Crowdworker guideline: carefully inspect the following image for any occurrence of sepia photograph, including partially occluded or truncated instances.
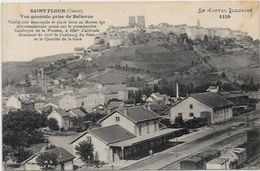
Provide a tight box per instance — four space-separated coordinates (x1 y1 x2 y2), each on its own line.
1 1 260 170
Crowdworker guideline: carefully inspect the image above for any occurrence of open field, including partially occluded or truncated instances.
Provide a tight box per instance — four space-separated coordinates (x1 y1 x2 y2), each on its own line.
96 44 201 74
89 68 152 85
208 51 257 70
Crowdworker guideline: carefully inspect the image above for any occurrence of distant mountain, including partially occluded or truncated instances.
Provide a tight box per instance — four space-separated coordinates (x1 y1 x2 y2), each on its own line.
2 53 73 87
32 53 73 62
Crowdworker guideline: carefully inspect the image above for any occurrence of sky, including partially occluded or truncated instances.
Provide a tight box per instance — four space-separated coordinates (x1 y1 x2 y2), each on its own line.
2 1 260 61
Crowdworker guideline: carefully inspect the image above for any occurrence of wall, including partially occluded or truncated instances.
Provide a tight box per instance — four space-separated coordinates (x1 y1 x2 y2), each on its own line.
24 156 41 170
59 95 77 110
206 162 226 170
47 110 64 129
170 96 213 122
135 120 159 136
109 39 123 47
212 108 232 124
170 96 232 124
56 160 74 170
104 91 128 103
77 93 105 112
100 112 136 135
71 133 110 163
64 160 74 170
6 96 21 110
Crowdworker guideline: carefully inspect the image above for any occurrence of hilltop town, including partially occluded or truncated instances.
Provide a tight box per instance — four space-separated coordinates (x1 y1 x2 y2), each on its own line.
2 16 260 170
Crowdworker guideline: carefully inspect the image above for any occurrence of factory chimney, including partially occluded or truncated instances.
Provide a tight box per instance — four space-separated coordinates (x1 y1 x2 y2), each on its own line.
176 81 179 99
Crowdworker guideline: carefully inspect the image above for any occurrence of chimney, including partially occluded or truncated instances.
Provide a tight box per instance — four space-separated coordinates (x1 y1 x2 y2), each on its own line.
176 81 179 99
147 103 151 111
123 108 128 115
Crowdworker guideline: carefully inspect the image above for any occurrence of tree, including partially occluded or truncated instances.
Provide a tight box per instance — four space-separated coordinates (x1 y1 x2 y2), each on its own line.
11 147 33 164
3 111 45 149
174 116 185 128
75 141 94 163
36 151 58 170
48 118 59 131
204 34 209 43
45 144 56 150
221 72 226 78
3 144 12 166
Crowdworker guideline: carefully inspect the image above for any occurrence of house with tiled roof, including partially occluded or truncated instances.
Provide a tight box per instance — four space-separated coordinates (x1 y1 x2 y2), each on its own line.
70 108 86 118
167 92 233 124
22 147 75 170
71 106 182 164
145 92 170 105
47 108 75 130
5 95 35 112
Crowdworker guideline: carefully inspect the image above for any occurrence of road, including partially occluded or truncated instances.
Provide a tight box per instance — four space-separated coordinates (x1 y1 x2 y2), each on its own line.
122 110 260 170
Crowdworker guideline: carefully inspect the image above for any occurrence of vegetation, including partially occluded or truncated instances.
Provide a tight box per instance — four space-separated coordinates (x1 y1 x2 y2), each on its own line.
75 141 94 163
45 144 56 150
48 118 60 131
185 117 207 129
173 116 185 128
75 111 106 123
36 151 58 170
11 147 33 163
128 90 143 104
3 110 47 163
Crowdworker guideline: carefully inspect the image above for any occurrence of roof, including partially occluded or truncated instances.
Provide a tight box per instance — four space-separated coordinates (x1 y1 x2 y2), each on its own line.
151 93 168 99
219 91 249 99
23 147 75 165
107 100 124 108
71 125 135 144
48 97 60 106
110 128 181 147
190 92 233 109
55 108 69 117
207 158 228 165
70 108 86 117
182 156 204 163
98 106 161 124
118 106 161 123
196 149 220 159
74 47 85 51
22 100 35 105
52 108 75 118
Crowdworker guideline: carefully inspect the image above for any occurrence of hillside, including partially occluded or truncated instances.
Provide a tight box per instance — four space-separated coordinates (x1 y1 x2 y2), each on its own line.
2 61 47 86
96 44 201 74
32 53 73 62
2 53 73 86
3 42 259 89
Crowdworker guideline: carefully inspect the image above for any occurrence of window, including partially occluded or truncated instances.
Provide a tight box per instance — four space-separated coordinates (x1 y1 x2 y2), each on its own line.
189 104 193 109
86 136 92 142
154 121 157 131
115 116 120 122
178 113 183 117
146 122 149 133
138 125 142 136
190 113 194 117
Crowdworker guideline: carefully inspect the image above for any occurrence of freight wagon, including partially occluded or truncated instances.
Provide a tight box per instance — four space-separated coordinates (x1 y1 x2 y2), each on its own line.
180 149 221 170
207 148 247 169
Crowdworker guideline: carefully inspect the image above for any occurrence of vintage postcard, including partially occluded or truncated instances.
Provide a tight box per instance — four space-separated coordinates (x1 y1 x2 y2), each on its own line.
1 1 260 170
